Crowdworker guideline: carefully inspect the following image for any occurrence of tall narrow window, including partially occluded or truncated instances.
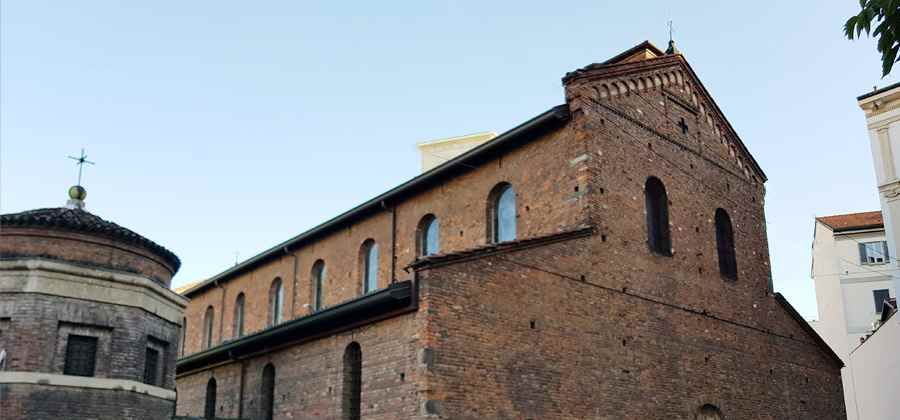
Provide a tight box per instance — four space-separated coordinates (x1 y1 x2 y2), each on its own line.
715 208 738 280
204 377 217 419
261 363 276 420
361 240 379 293
269 278 284 326
312 260 326 311
233 293 245 338
418 214 440 256
343 342 362 420
489 183 516 243
645 176 672 256
203 306 214 350
143 347 160 385
63 335 98 377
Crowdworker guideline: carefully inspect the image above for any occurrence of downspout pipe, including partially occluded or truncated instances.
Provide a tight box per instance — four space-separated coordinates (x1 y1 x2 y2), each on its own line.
285 246 299 317
215 279 225 345
382 200 397 284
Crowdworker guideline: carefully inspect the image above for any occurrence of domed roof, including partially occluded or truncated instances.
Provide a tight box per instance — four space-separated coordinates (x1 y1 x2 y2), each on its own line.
0 207 180 271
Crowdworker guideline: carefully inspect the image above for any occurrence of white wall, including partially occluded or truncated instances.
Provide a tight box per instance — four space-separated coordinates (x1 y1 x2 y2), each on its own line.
810 222 892 420
847 314 900 420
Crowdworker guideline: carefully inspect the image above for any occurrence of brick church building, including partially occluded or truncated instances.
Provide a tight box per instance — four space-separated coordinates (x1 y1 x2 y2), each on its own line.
175 41 846 419
0 185 186 419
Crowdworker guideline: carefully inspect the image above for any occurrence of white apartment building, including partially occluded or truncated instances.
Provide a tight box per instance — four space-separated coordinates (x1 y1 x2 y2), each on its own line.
811 211 896 420
811 211 894 355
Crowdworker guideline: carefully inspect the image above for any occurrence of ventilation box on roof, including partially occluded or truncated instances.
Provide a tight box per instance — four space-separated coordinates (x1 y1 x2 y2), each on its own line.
417 131 497 172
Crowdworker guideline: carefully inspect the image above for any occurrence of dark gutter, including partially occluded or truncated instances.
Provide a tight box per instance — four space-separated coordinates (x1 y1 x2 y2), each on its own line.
832 223 885 234
858 81 900 101
407 227 594 271
176 280 416 375
182 105 570 297
774 293 844 368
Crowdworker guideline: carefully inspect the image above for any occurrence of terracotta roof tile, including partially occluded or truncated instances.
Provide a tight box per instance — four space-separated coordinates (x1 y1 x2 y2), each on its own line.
816 211 883 233
1 207 180 270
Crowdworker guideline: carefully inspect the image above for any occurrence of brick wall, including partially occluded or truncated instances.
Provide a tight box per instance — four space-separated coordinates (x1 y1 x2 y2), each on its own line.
176 47 846 419
0 383 175 420
0 292 179 389
181 123 584 356
176 313 421 419
0 227 176 286
415 235 845 419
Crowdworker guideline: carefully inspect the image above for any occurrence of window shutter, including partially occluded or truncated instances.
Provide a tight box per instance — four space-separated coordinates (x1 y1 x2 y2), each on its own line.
883 241 890 262
859 243 867 263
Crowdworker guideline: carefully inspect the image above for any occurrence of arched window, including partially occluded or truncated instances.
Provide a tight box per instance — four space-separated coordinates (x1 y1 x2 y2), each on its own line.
261 363 276 420
360 240 379 293
312 260 326 311
204 377 217 419
269 278 284 326
696 404 723 420
715 208 738 280
488 183 516 243
645 176 672 256
233 293 245 338
343 342 362 420
417 214 440 257
203 306 214 350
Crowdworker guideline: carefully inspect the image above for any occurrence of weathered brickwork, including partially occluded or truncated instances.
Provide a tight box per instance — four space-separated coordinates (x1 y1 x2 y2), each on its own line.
0 383 174 420
415 236 844 419
0 227 177 286
0 293 179 387
176 42 845 419
176 314 421 419
181 122 583 355
1 204 185 419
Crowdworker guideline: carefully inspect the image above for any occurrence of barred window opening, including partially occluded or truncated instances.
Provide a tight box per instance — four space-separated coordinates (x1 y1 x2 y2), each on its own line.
63 335 98 377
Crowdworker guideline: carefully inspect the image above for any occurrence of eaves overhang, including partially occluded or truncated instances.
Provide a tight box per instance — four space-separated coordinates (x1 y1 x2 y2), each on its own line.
176 280 416 375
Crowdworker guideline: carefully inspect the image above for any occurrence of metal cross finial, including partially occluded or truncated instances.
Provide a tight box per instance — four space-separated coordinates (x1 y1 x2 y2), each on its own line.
668 20 674 42
67 148 95 186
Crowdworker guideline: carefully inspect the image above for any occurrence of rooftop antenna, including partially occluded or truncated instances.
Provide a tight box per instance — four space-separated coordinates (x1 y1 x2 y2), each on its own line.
65 148 94 210
665 20 680 55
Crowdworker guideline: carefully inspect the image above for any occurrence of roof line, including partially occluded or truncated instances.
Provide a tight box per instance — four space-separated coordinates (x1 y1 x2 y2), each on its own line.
858 81 900 101
774 293 845 368
407 226 594 271
182 105 571 297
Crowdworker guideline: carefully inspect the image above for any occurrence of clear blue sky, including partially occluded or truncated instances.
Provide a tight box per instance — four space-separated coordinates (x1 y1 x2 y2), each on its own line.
1 1 892 319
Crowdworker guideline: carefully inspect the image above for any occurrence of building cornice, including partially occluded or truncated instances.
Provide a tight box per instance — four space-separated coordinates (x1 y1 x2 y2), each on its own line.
0 258 188 324
859 82 900 120
0 371 176 400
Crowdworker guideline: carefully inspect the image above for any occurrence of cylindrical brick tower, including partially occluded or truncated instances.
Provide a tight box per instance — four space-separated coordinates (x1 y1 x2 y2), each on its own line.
0 186 187 420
